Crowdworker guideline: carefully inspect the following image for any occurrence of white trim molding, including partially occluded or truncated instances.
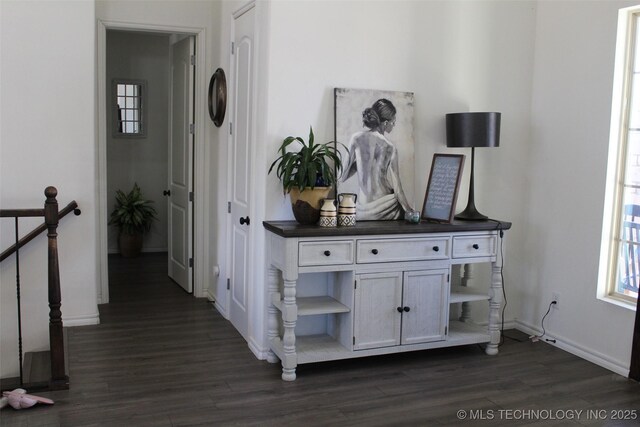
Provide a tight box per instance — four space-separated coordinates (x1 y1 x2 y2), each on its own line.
515 320 630 378
96 19 209 303
63 313 101 327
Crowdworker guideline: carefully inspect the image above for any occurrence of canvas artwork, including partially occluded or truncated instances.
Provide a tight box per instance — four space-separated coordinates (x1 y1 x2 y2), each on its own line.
334 87 415 220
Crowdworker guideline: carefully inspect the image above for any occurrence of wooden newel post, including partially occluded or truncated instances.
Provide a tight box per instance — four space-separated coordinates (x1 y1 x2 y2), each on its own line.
44 186 68 389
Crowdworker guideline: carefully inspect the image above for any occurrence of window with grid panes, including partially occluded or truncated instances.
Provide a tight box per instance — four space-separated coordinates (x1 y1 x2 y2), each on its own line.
112 79 146 137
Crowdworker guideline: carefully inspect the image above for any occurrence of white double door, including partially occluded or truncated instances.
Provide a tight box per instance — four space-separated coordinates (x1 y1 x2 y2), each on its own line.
353 269 449 350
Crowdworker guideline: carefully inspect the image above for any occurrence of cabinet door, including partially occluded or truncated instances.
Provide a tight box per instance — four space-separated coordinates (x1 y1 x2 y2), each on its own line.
354 272 402 350
401 269 449 345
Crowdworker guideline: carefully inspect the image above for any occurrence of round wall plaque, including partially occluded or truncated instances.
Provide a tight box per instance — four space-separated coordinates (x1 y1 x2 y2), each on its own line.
208 68 227 127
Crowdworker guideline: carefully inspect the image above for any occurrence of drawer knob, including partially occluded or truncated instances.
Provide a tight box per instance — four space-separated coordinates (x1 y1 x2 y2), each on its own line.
397 307 403 313
371 249 379 255
472 244 480 250
403 306 410 312
432 246 439 252
324 250 331 257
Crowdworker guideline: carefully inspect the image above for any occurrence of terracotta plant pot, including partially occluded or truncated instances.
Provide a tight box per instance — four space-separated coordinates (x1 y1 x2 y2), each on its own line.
118 232 143 258
289 186 331 225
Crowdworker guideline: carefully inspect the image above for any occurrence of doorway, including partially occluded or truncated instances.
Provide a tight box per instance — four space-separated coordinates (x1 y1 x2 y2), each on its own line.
103 29 195 300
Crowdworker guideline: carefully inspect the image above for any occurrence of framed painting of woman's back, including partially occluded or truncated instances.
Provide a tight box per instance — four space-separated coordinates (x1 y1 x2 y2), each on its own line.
334 87 415 221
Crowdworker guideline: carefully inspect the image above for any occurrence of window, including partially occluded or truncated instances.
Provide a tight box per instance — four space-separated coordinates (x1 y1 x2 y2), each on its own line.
599 6 640 307
112 79 146 137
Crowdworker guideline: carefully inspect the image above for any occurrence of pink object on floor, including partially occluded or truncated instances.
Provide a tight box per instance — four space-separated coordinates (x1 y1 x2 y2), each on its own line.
2 389 54 410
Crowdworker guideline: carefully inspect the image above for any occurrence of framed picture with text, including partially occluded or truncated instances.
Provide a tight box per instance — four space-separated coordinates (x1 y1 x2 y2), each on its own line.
421 154 465 223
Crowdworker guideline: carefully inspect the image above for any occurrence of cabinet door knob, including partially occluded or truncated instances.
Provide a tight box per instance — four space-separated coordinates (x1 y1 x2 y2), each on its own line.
324 250 331 256
403 306 410 312
163 190 171 196
397 307 403 313
472 243 480 250
240 216 250 225
432 246 439 252
371 249 379 255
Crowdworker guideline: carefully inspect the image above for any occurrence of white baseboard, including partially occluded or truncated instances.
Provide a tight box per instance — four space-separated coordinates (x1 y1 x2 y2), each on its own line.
213 300 229 320
514 319 630 378
206 288 216 302
108 247 168 255
248 337 270 361
63 313 100 327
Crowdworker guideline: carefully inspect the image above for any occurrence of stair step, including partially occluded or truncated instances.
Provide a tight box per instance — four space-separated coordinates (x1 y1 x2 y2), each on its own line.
0 332 69 392
23 351 51 385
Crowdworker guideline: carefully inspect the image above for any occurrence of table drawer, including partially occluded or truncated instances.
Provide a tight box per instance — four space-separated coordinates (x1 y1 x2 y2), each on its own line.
298 240 354 267
452 235 496 258
357 237 450 263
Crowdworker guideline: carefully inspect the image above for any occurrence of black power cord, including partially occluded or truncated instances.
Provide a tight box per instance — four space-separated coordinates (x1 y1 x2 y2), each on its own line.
530 300 557 343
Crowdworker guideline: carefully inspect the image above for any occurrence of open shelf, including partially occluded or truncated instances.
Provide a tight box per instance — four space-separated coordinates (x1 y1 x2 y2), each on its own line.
447 320 489 345
449 286 490 304
270 335 351 364
273 296 350 316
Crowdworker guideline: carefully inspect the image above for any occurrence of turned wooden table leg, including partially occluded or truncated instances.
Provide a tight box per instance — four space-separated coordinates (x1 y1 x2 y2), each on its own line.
459 263 473 323
280 275 298 381
486 260 503 355
266 267 280 364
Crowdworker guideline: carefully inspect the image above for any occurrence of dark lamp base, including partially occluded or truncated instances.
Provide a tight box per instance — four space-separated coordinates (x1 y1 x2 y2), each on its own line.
454 205 489 221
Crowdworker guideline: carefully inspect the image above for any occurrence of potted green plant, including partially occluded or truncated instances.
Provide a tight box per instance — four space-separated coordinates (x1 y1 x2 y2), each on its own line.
109 183 158 257
269 127 344 224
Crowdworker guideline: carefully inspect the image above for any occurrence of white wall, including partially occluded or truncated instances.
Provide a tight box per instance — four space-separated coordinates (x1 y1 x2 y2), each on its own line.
251 0 536 356
106 31 170 253
0 0 98 378
523 0 639 376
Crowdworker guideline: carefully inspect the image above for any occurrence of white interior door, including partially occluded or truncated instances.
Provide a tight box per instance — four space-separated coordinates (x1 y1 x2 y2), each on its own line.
168 36 194 293
228 6 256 340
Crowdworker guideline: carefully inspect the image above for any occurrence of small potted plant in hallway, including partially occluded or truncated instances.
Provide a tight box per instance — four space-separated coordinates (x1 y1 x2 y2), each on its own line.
269 127 344 224
109 183 158 257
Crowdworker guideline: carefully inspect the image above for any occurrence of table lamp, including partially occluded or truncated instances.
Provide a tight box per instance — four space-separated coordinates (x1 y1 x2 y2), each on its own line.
446 112 501 221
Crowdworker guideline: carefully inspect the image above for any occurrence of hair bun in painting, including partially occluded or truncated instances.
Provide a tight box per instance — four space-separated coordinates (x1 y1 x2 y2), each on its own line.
362 107 381 129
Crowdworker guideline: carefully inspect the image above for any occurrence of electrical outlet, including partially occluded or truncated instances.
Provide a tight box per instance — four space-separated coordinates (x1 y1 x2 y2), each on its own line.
552 292 560 309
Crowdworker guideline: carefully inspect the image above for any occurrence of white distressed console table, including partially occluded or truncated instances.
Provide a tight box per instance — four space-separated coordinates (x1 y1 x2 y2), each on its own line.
263 219 511 381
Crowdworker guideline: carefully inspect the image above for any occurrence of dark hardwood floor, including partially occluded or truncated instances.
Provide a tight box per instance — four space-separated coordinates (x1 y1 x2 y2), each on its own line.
1 252 639 426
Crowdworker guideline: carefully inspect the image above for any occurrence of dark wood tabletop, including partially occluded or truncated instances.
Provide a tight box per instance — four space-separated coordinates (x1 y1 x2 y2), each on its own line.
263 219 512 238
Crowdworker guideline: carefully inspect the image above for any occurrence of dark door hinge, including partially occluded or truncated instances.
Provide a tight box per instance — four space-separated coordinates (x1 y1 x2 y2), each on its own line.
229 122 233 135
228 202 231 213
445 326 448 335
231 42 235 54
190 55 195 66
354 280 357 289
227 278 230 290
189 258 194 268
189 192 194 202
189 123 195 135
353 336 355 345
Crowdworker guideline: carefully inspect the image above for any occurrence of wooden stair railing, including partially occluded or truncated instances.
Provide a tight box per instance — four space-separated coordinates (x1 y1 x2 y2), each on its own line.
0 186 80 391
0 199 80 262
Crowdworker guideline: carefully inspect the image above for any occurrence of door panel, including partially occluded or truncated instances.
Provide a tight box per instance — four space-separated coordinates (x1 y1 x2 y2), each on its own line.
401 269 449 345
354 272 402 350
168 36 194 292
229 6 255 339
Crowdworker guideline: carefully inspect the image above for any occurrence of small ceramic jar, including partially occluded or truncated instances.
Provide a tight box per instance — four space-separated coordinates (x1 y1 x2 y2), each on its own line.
319 199 337 227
